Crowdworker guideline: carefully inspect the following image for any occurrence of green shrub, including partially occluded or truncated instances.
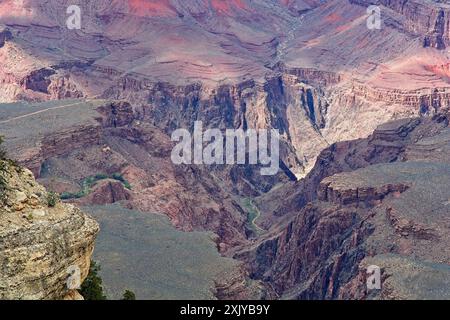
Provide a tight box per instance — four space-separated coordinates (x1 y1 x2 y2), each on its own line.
59 173 132 201
47 191 59 207
111 173 132 190
0 136 6 160
83 176 96 187
59 192 73 200
94 173 108 180
121 290 136 300
80 260 107 300
60 190 84 200
122 181 132 190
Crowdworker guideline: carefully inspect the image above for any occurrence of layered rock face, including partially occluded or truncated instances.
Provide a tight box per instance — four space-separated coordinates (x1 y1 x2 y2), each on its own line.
1 99 281 250
2 0 450 300
105 73 331 175
351 0 450 49
2 0 450 177
244 111 450 299
0 160 99 300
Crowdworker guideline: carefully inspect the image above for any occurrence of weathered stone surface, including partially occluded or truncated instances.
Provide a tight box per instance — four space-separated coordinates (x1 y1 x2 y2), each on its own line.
0 161 99 300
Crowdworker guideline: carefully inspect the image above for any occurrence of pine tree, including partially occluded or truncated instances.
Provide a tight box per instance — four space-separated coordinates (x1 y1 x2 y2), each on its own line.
121 290 136 300
80 260 107 300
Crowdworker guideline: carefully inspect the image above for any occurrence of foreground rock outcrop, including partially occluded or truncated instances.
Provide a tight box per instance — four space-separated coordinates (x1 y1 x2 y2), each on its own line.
0 160 99 300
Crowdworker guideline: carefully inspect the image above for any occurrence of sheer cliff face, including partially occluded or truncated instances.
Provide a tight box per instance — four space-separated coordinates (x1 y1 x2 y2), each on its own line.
0 161 99 300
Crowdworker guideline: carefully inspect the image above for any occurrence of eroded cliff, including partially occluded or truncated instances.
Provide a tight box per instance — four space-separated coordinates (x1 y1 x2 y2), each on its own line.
0 159 99 300
243 111 450 299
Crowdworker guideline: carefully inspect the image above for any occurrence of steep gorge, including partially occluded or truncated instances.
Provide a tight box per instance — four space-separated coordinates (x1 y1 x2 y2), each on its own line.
242 112 450 299
2 0 450 300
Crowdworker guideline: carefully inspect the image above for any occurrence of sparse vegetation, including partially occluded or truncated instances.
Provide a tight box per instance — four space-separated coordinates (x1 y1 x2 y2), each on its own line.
80 260 107 300
60 190 85 200
93 173 108 180
0 136 6 160
47 191 59 207
59 173 132 200
121 289 136 300
111 173 132 190
85 205 239 299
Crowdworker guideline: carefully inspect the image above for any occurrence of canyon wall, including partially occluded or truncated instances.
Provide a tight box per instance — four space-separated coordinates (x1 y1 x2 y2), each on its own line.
243 111 450 299
351 0 450 49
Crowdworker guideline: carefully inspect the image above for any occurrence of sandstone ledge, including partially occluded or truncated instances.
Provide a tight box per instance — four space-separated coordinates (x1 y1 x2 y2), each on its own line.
0 161 99 300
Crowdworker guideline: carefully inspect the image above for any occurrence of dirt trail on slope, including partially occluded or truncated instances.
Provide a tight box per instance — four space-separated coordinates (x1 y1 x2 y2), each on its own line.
0 100 92 124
